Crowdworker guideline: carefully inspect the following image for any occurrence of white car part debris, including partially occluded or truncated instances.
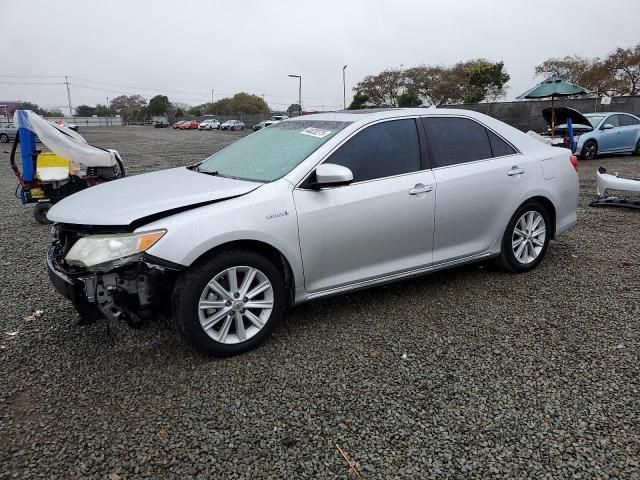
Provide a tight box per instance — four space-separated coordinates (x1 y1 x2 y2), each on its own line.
590 167 640 210
14 110 119 168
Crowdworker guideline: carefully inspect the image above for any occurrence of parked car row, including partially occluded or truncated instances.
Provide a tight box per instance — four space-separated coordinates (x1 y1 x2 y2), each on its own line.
170 119 246 131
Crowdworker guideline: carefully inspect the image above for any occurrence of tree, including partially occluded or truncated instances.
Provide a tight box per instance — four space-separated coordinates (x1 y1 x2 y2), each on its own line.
287 103 301 114
196 93 270 115
110 94 148 122
16 102 43 114
75 105 96 117
94 104 111 117
188 105 204 116
404 59 509 105
535 55 593 84
397 89 422 107
147 95 171 116
175 107 185 117
353 68 404 107
347 91 371 110
42 109 63 117
606 44 640 95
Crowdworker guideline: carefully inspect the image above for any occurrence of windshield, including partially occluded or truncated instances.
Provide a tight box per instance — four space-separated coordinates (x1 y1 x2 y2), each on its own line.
585 115 605 128
197 120 351 182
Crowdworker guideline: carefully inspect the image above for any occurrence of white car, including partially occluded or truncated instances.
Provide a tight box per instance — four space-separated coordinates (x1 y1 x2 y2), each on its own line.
47 109 578 356
221 120 245 131
198 119 220 130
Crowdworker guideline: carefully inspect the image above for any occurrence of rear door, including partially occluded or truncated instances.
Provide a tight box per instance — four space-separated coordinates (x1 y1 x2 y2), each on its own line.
421 116 529 263
293 118 436 293
618 114 640 150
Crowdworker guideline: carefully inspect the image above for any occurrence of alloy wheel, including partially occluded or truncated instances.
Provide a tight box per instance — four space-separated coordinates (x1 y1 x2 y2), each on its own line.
198 266 273 344
511 211 546 264
583 141 597 160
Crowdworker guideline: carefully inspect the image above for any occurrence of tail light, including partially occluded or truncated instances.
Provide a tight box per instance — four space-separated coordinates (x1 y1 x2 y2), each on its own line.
570 155 578 172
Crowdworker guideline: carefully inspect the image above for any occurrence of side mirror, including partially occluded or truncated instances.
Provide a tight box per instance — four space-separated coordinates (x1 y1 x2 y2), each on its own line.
313 163 353 188
602 123 614 130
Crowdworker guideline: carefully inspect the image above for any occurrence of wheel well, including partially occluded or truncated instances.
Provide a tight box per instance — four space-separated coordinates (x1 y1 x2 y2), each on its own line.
191 240 296 304
526 196 556 238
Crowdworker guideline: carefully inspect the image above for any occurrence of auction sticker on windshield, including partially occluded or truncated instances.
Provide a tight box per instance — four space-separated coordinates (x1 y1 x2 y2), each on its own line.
300 127 332 139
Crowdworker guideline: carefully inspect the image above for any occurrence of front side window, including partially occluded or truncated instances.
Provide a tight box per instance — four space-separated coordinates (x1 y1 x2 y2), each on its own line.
422 117 493 168
605 115 620 128
326 119 421 182
198 120 350 182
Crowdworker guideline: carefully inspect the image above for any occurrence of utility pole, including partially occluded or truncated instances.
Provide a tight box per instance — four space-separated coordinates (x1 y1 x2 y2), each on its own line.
65 76 73 117
288 74 302 116
343 65 348 110
211 88 214 104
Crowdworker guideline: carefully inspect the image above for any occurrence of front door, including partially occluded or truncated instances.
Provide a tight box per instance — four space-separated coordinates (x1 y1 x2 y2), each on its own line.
293 118 436 293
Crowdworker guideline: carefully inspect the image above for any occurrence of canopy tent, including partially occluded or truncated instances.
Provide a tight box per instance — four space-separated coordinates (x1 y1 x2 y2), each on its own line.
516 76 590 137
14 110 118 167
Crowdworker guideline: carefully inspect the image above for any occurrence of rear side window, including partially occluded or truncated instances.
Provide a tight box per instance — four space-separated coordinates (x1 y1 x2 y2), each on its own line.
619 115 639 126
327 119 421 182
421 117 493 167
487 130 517 157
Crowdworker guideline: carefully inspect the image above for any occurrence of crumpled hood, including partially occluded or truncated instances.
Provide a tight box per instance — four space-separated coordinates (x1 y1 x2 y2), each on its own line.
48 167 262 226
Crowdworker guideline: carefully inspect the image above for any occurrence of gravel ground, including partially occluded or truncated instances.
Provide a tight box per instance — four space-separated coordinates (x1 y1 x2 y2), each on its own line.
1 126 639 479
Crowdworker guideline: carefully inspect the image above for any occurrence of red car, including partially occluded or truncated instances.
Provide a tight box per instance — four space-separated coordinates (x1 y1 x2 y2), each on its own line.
179 120 199 130
172 120 186 129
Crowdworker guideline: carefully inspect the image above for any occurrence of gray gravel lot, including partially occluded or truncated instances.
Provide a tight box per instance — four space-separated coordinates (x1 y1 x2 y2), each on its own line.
1 126 639 479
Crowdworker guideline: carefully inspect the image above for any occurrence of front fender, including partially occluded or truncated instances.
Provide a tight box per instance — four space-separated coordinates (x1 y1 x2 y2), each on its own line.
141 180 304 288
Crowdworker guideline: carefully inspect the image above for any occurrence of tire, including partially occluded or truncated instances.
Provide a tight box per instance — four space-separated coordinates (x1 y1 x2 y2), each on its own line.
497 201 551 273
241 126 245 130
581 139 597 160
634 138 640 156
0 133 8 143
33 202 53 225
173 250 287 356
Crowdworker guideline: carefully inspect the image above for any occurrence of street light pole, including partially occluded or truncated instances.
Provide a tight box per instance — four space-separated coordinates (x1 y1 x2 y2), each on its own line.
288 74 302 116
211 88 215 104
342 65 348 110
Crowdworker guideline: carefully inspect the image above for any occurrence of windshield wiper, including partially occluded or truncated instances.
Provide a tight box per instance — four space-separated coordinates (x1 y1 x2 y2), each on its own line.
190 164 218 175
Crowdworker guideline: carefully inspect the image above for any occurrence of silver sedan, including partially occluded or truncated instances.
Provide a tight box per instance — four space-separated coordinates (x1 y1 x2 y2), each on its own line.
47 109 579 356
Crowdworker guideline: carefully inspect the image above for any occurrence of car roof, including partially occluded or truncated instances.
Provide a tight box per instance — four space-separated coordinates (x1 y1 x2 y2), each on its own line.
585 111 637 116
287 107 498 125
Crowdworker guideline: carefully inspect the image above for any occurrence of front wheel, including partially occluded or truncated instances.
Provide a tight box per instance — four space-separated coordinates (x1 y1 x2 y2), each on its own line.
0 133 9 143
634 138 640 156
497 201 551 273
173 250 287 356
33 202 53 224
582 140 597 160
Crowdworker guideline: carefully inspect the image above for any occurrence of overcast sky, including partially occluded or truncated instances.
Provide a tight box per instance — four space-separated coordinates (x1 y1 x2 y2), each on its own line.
3 0 640 114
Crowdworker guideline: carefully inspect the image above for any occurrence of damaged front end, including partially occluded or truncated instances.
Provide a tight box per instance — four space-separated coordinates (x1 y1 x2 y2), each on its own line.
47 223 181 328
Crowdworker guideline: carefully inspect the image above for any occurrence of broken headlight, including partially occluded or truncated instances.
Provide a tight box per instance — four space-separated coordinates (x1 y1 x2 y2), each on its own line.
65 230 166 269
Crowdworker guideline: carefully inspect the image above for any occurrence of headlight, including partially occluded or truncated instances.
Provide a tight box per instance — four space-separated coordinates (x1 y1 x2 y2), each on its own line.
65 229 166 269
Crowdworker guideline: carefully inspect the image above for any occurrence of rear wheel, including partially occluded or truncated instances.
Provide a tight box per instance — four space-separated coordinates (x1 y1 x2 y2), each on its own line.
634 138 640 155
173 250 287 356
582 140 597 160
497 201 551 273
33 202 53 225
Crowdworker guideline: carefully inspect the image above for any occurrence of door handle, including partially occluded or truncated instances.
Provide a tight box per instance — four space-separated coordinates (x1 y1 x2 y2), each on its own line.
408 183 433 195
507 166 525 176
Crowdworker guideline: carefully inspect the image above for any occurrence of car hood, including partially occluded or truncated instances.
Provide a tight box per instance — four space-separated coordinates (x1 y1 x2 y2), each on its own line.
542 107 593 132
48 167 262 227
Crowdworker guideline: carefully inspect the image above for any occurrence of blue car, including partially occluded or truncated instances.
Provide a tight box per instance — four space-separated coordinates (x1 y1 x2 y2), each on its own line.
542 108 640 160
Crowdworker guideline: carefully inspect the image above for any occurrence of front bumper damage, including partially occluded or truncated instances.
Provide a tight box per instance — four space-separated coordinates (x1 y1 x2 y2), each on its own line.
47 225 181 327
590 167 640 210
